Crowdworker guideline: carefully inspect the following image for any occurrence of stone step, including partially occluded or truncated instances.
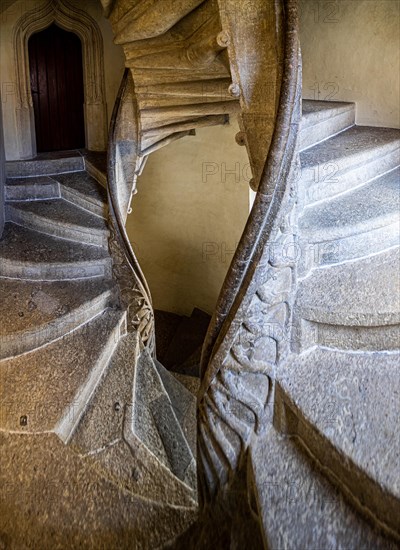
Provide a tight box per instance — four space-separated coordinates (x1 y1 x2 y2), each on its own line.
0 432 196 549
6 198 109 248
5 151 84 178
295 247 400 351
81 150 107 188
154 359 197 457
171 372 200 397
69 332 196 507
132 348 197 491
298 167 400 270
113 0 205 44
53 172 108 218
299 126 400 205
300 99 355 151
6 171 107 217
250 427 397 549
5 176 61 201
0 278 118 360
0 222 112 281
274 348 400 540
0 309 125 434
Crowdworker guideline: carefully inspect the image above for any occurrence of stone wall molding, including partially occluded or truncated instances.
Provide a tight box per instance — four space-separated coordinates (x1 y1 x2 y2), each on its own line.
13 0 107 157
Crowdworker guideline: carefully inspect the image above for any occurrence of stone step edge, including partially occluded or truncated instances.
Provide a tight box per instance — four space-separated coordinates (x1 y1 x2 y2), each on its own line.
5 175 107 218
297 226 400 275
55 310 127 443
123 403 197 502
301 145 400 206
5 157 85 178
0 287 118 361
84 158 107 188
0 255 112 282
5 203 109 248
130 353 196 487
301 101 355 129
273 381 400 541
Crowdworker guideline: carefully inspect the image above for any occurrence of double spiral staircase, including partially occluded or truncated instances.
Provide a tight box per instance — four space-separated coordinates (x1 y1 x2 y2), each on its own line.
0 0 399 548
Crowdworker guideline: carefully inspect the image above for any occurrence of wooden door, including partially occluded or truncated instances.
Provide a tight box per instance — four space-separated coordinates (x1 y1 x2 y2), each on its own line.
29 24 85 152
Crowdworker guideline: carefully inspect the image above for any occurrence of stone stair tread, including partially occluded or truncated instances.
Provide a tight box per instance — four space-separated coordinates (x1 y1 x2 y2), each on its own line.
6 151 84 177
70 331 140 454
7 198 108 232
297 247 400 325
300 100 355 151
5 175 61 201
0 278 117 359
55 171 108 206
0 222 109 268
171 372 200 396
300 125 400 170
250 427 396 550
301 99 355 127
133 349 196 489
154 359 197 455
6 175 57 187
0 309 124 433
276 348 400 536
0 432 196 549
300 166 400 241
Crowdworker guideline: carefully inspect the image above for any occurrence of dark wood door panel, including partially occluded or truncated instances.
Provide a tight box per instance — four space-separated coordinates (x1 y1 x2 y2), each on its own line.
29 24 85 152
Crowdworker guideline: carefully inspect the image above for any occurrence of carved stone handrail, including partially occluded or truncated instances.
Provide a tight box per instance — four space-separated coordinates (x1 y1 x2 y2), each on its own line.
107 68 155 352
200 0 301 390
198 0 302 502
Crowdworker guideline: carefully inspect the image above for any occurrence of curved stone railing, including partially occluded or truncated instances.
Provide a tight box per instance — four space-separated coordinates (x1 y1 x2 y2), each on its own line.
198 0 302 502
107 68 155 352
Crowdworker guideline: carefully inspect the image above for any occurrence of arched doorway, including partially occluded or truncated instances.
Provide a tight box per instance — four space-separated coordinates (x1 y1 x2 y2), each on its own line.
28 24 85 152
13 0 107 159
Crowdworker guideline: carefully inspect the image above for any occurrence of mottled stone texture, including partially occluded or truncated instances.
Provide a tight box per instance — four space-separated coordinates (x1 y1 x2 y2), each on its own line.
0 91 5 238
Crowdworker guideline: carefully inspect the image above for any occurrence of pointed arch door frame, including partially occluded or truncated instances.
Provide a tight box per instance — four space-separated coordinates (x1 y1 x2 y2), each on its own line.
13 0 107 158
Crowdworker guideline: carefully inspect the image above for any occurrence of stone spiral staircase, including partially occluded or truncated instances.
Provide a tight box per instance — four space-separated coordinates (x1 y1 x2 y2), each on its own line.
0 0 399 547
0 154 199 548
245 99 400 548
1 100 398 548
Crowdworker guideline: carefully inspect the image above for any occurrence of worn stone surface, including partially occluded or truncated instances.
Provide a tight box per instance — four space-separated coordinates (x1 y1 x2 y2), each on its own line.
133 349 197 490
296 247 400 328
0 432 196 549
0 309 124 433
300 125 400 203
6 198 109 247
300 99 355 150
55 171 108 215
6 175 61 201
0 278 117 359
172 372 200 397
1 153 198 547
6 151 84 177
0 222 111 280
300 166 400 241
275 348 400 538
155 359 197 456
251 427 397 549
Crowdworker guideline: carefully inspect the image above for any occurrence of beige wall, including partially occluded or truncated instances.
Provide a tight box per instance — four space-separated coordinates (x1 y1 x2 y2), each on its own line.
300 0 400 128
126 119 251 316
0 0 125 160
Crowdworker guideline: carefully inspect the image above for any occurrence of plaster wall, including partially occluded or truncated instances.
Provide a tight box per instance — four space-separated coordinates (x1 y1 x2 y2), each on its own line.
0 0 125 160
300 0 400 128
126 119 251 316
